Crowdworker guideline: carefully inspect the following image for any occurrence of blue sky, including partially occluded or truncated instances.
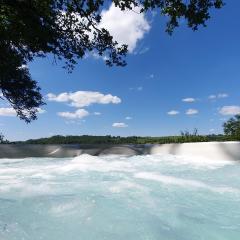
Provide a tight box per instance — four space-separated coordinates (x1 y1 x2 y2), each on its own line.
1 2 240 141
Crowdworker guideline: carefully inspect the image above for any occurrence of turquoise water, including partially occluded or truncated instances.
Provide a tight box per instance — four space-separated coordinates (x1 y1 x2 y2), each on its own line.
0 154 240 240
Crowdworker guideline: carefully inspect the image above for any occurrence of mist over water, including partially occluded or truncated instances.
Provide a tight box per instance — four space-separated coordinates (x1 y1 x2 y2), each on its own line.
0 154 240 240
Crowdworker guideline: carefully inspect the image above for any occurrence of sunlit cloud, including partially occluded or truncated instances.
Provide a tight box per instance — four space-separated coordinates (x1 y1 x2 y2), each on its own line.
112 122 128 128
182 98 196 103
186 109 198 115
167 110 180 115
129 86 143 91
0 107 16 117
47 91 121 108
219 105 240 115
208 93 228 100
93 112 101 116
125 116 132 120
58 109 89 119
99 3 150 53
0 107 45 117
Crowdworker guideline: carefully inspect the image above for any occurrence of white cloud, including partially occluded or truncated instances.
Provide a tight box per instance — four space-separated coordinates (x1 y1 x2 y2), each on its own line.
125 116 132 120
138 46 150 55
88 52 109 61
93 112 101 115
208 95 216 99
218 93 228 98
65 120 85 125
58 109 89 119
149 74 154 79
129 86 143 91
219 106 240 115
0 107 45 117
17 64 28 70
112 122 128 128
99 3 150 53
167 110 179 115
208 93 228 100
36 108 46 114
186 109 198 115
47 91 121 108
182 98 195 103
0 108 16 117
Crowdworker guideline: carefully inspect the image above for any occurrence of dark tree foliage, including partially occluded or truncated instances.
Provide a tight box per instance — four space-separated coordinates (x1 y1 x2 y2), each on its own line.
223 115 240 136
0 0 224 122
0 132 3 143
0 44 44 122
0 132 8 143
21 133 239 145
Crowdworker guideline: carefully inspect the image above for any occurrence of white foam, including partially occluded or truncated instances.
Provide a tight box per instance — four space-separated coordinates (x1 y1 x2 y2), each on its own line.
134 172 239 194
109 180 146 193
50 201 79 216
0 152 240 240
55 154 135 174
146 153 234 169
0 154 239 197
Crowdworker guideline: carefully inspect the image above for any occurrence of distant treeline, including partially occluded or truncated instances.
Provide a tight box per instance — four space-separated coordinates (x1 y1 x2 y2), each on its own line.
15 134 240 145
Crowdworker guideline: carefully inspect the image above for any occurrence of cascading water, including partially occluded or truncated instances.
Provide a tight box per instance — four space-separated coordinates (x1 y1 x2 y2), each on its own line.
0 154 239 240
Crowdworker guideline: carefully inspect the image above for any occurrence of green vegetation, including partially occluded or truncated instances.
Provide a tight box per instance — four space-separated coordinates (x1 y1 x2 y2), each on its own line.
0 133 3 143
4 115 240 145
1 0 224 122
0 132 8 143
19 133 238 145
223 115 240 136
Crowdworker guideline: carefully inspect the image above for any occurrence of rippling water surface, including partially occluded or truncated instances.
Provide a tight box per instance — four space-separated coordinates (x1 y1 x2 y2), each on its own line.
0 154 240 240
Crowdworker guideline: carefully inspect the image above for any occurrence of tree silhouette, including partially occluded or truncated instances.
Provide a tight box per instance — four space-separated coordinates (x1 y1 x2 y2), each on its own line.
0 0 224 122
223 115 240 136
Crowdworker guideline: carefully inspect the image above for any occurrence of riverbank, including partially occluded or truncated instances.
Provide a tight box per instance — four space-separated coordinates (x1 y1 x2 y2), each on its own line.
0 142 239 160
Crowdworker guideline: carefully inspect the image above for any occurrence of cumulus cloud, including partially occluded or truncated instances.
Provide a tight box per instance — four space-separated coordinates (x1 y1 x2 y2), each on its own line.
58 109 89 119
112 122 128 128
0 108 16 117
149 74 154 79
47 91 121 108
93 112 101 115
167 110 179 115
125 116 132 120
87 51 109 61
219 106 240 115
138 46 150 55
208 95 216 100
186 109 198 115
208 93 228 100
99 3 150 53
129 86 143 91
36 108 46 114
0 107 45 117
182 98 195 103
218 93 228 98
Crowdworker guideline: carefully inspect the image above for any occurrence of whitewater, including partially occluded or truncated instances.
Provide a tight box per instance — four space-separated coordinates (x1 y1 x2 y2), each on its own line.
0 154 240 240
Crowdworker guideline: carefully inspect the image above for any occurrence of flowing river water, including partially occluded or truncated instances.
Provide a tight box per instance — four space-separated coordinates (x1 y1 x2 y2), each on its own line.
0 154 240 240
